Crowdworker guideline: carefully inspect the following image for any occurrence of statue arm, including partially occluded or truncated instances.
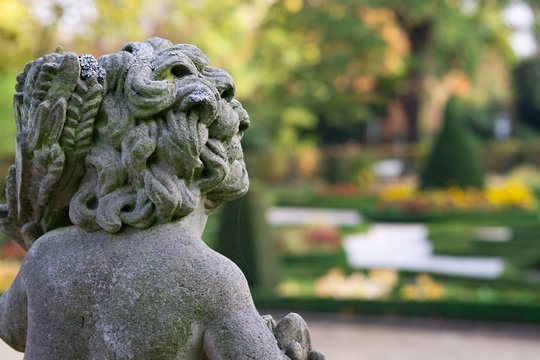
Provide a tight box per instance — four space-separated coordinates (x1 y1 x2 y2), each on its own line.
201 263 288 360
202 304 289 360
0 269 28 352
200 274 326 360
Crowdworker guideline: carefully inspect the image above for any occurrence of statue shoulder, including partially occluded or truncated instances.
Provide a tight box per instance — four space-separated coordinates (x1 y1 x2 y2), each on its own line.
198 247 253 302
24 226 88 261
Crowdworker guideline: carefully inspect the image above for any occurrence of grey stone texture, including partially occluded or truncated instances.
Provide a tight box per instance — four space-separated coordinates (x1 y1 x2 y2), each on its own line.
0 38 325 359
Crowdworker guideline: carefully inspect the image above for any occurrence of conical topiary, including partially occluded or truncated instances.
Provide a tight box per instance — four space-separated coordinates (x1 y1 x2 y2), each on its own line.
420 96 485 189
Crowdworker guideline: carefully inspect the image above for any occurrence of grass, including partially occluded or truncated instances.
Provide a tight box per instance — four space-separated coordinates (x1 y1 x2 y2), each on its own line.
282 249 350 279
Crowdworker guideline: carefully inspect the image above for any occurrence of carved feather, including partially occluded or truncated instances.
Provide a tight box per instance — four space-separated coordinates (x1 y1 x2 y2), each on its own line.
0 51 105 250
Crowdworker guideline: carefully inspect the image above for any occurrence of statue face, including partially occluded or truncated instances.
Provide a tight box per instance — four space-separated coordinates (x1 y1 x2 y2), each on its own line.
147 49 251 205
203 98 250 205
133 43 251 208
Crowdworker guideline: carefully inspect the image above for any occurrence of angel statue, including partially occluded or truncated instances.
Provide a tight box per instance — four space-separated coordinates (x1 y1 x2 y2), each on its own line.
0 37 325 360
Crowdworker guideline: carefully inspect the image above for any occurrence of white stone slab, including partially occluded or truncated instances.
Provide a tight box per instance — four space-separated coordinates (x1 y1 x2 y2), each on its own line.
344 223 505 279
266 207 362 226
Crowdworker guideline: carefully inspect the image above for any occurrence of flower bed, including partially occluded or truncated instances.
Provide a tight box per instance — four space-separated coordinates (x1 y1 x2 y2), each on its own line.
260 267 540 324
378 182 537 214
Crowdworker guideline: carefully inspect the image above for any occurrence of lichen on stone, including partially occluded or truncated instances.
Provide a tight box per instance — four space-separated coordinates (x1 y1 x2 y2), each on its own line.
79 54 106 81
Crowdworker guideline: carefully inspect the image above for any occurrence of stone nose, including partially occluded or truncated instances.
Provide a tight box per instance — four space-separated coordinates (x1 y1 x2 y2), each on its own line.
177 85 217 125
188 86 213 104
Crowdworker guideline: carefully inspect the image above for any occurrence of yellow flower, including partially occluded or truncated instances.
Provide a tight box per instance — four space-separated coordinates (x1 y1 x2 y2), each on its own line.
399 273 446 301
0 261 21 293
415 274 434 286
424 282 445 300
368 268 398 287
399 284 418 300
486 181 537 210
314 268 399 300
276 281 301 297
378 184 415 203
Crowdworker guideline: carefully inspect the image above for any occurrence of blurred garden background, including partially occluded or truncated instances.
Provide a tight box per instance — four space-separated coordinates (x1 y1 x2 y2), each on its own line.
3 0 540 347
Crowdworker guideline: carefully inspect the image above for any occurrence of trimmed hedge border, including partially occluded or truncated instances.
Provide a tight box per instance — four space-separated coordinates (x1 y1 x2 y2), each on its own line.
253 296 540 324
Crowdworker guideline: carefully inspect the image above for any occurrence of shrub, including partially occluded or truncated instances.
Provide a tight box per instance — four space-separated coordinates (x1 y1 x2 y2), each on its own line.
420 97 485 189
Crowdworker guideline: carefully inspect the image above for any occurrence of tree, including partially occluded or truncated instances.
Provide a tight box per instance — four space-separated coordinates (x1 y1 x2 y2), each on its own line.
0 0 44 74
371 0 513 142
247 0 513 147
247 0 401 147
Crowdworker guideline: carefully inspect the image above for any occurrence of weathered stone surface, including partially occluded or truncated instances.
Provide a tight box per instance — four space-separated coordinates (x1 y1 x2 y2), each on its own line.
0 37 325 359
273 313 326 360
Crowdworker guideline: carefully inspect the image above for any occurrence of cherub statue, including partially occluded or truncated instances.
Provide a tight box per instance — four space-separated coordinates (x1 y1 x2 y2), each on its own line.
0 37 325 360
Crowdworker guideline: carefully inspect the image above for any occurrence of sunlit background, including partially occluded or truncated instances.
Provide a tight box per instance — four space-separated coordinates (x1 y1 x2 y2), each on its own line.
1 0 540 359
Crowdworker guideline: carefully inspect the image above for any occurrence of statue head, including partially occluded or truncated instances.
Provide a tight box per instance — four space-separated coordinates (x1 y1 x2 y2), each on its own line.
0 37 249 249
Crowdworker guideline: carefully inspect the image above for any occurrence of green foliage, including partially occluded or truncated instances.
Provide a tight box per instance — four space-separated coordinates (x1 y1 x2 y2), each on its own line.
465 103 500 139
420 97 485 189
216 186 281 291
0 72 17 159
271 184 378 211
0 0 518 148
282 249 349 280
0 1 43 75
248 0 393 145
322 149 377 184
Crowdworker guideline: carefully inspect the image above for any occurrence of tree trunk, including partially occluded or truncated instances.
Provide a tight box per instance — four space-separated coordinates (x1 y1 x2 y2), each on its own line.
401 70 423 142
394 12 432 142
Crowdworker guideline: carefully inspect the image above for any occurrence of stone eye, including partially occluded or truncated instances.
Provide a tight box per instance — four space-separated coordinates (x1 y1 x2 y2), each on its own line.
220 85 235 102
171 64 192 78
239 119 249 133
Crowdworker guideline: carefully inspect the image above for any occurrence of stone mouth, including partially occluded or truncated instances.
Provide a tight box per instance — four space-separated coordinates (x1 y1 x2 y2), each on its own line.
206 159 249 202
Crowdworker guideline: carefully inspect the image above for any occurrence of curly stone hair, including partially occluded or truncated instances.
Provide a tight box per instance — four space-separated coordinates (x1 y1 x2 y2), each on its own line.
0 38 249 250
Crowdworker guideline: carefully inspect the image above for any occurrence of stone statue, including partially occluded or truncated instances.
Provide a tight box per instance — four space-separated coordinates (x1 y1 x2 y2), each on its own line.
0 37 325 359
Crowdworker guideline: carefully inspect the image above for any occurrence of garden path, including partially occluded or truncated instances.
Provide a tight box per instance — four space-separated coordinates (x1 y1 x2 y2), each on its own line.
300 312 540 360
3 312 538 360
